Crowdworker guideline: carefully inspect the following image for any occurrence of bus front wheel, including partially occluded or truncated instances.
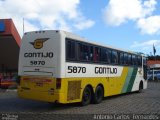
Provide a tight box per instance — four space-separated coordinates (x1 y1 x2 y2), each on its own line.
81 86 92 106
93 85 104 104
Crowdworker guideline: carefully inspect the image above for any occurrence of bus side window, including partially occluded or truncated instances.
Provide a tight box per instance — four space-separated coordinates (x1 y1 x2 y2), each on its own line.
135 56 138 66
138 56 142 66
132 55 136 66
78 43 91 61
78 43 82 60
78 43 86 61
120 52 124 65
94 47 101 62
89 46 94 61
66 39 76 60
128 54 132 65
100 48 110 63
111 50 118 64
100 48 106 63
124 53 128 65
106 49 111 63
84 45 89 61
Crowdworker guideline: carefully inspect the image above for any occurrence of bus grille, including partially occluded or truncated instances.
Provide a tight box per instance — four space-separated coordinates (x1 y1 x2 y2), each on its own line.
67 81 81 101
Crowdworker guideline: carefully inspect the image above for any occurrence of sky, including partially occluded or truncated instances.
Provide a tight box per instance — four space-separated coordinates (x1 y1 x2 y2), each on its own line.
0 0 160 55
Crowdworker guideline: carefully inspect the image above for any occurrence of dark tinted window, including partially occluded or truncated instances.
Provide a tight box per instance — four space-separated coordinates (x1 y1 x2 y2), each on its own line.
132 55 137 65
135 56 138 65
78 43 90 61
128 54 132 65
124 53 128 65
120 52 124 65
66 39 76 60
106 49 111 63
66 39 142 67
90 46 94 61
94 47 101 62
100 48 111 63
138 56 142 66
111 50 118 64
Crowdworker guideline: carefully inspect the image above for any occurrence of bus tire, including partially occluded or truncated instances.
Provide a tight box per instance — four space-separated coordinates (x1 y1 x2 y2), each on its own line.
138 81 143 93
93 85 104 104
81 86 92 106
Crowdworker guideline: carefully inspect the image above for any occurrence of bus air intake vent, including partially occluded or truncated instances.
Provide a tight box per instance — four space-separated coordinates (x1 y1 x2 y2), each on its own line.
67 81 81 101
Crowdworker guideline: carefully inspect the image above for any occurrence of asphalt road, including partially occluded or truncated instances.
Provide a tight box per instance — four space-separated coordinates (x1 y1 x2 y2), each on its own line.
0 82 160 120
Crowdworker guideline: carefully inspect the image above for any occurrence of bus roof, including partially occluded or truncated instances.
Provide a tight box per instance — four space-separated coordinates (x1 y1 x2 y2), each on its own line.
62 31 143 56
24 30 144 56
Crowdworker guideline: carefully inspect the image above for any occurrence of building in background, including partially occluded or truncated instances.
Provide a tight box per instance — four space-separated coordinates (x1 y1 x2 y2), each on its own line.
147 60 160 81
0 19 21 88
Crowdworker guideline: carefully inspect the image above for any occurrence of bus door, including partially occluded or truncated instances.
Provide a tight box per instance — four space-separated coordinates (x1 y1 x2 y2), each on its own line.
143 57 147 80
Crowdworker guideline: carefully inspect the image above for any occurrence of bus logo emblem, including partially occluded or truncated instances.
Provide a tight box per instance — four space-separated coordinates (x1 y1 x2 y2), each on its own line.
30 38 49 49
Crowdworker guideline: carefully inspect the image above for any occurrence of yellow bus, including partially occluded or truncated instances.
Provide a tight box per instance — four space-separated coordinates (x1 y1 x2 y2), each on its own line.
18 30 147 106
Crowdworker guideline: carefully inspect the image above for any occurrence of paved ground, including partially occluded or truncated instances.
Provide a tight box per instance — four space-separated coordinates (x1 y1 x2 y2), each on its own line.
0 82 160 119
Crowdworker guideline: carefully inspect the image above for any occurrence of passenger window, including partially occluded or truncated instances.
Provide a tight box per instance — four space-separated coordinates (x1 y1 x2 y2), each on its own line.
78 43 90 61
100 48 111 63
94 47 101 62
138 56 142 66
66 39 76 60
132 55 136 65
89 46 94 61
135 56 138 65
111 50 118 64
124 53 128 65
120 52 124 65
128 54 132 65
106 49 111 63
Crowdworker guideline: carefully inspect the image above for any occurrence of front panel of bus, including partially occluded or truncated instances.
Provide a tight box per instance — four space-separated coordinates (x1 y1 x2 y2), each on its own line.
18 31 63 102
